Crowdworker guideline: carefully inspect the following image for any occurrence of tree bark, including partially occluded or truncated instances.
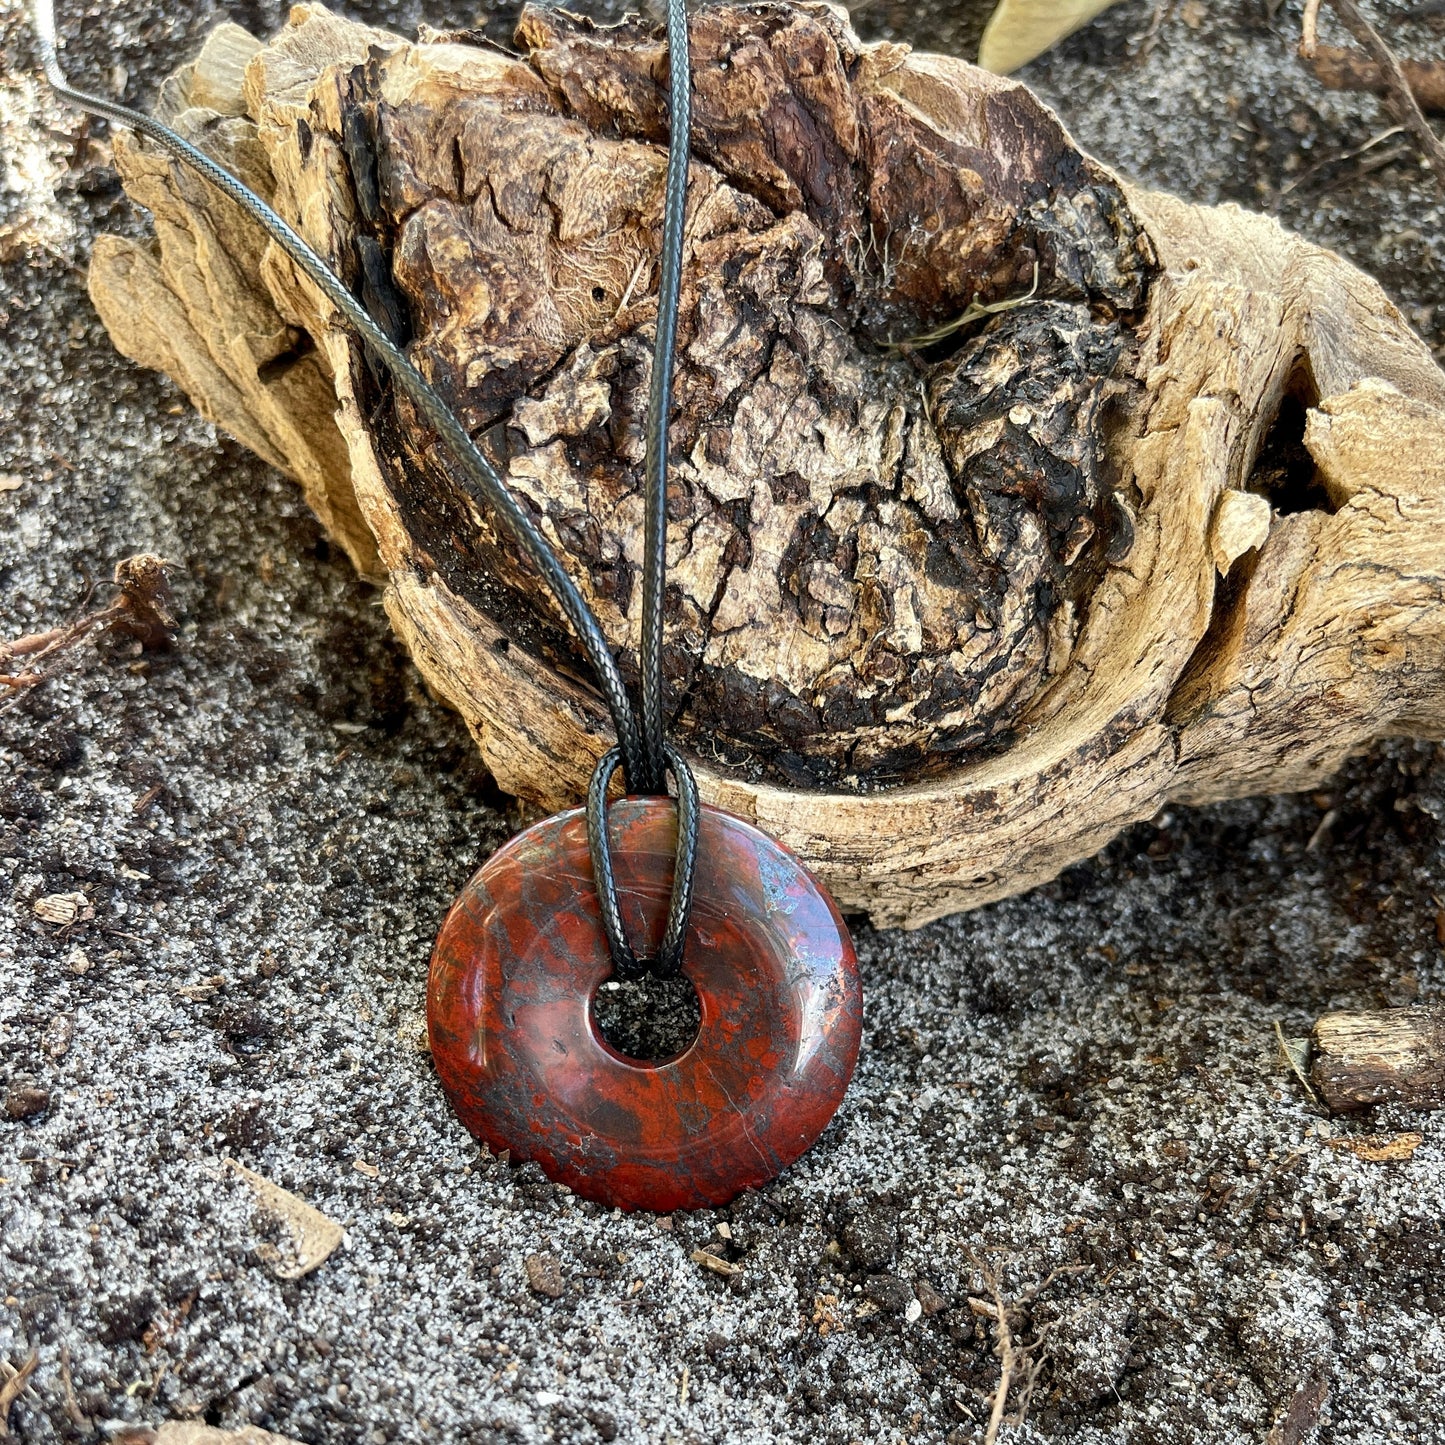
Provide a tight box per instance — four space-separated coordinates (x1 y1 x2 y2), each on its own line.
88 3 1445 926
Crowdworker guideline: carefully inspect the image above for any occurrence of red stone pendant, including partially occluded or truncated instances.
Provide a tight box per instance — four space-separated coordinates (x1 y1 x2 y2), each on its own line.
427 798 862 1212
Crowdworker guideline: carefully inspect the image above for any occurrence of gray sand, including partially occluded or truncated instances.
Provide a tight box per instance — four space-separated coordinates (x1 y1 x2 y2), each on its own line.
2 2 1443 1442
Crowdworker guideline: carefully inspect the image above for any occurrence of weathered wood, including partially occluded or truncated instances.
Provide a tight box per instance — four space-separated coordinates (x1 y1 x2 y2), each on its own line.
1311 1008 1445 1112
87 3 1445 926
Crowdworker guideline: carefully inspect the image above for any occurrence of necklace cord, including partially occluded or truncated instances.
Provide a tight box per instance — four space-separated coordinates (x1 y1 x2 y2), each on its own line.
583 0 699 979
638 0 693 798
34 0 702 978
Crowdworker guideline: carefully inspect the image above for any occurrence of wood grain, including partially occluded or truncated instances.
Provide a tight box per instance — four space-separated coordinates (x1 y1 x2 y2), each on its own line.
1311 1008 1445 1112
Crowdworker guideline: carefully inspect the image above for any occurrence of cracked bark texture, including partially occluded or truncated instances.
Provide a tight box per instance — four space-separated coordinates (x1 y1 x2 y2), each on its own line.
88 2 1445 925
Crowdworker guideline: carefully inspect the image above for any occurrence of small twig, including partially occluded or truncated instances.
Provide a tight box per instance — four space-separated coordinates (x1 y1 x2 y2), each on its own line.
1304 0 1445 186
1017 1263 1093 1304
1131 0 1178 66
976 1269 1015 1445
1281 127 1409 197
0 1351 39 1437
967 1254 1091 1444
1302 0 1323 55
0 605 122 701
615 253 649 317
59 1346 89 1431
1304 45 1445 114
0 554 177 705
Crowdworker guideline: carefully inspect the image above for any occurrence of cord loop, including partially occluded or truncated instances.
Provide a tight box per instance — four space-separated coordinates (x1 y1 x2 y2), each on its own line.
586 745 699 981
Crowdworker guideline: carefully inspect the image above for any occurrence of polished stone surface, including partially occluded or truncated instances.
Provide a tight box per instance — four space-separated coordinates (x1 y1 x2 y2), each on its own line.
428 798 862 1211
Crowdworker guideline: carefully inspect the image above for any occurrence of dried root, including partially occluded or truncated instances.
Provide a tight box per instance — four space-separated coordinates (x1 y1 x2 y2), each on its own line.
0 554 177 703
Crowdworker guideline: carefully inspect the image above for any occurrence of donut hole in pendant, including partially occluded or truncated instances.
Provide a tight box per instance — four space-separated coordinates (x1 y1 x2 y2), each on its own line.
590 971 701 1063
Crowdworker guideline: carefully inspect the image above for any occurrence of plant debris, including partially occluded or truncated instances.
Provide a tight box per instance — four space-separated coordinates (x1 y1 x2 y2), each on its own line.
31 892 94 926
0 554 177 700
690 1247 743 1278
524 1253 565 1299
1301 0 1445 187
1302 44 1445 113
967 1256 1092 1443
1325 1131 1425 1162
0 1351 38 1436
224 1160 345 1280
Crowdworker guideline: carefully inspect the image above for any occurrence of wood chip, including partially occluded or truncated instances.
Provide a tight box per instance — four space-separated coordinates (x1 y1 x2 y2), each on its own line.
42 1015 74 1059
0 475 24 492
177 976 226 1000
3 1087 50 1122
1267 1375 1329 1445
915 1278 949 1316
1325 1132 1424 1162
351 1158 379 1178
153 1424 308 1444
32 892 94 926
225 1160 344 1279
524 1253 565 1299
690 1247 742 1277
1310 1008 1445 1111
1209 489 1272 575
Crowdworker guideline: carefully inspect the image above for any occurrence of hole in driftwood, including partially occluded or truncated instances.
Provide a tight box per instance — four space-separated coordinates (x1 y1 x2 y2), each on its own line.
256 330 317 385
1249 359 1337 515
591 972 701 1063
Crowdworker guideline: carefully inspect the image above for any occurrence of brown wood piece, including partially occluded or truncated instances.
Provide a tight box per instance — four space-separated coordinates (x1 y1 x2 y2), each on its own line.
1303 43 1445 114
1310 1007 1445 1112
86 3 1445 926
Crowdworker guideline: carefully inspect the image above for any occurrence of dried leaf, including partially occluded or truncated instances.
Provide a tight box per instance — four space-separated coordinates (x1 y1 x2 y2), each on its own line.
225 1160 344 1278
1325 1131 1424 1162
978 0 1124 74
1275 1021 1320 1106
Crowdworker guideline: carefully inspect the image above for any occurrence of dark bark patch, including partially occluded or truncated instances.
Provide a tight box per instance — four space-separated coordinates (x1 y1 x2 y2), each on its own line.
323 2 1156 788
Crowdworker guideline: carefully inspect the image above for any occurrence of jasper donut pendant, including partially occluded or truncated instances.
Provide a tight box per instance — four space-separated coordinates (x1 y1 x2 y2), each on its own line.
427 798 862 1212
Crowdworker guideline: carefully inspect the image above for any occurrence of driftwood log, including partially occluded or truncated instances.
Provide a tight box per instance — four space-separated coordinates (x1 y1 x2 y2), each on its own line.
1311 1008 1445 1112
87 3 1445 927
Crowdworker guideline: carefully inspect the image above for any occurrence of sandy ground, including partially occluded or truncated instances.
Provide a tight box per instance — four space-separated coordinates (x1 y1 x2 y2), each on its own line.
2 1 1444 1442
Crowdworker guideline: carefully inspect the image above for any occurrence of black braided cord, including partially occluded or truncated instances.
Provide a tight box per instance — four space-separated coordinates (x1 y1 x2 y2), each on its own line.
586 745 698 982
638 0 694 798
35 0 702 978
584 0 700 978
